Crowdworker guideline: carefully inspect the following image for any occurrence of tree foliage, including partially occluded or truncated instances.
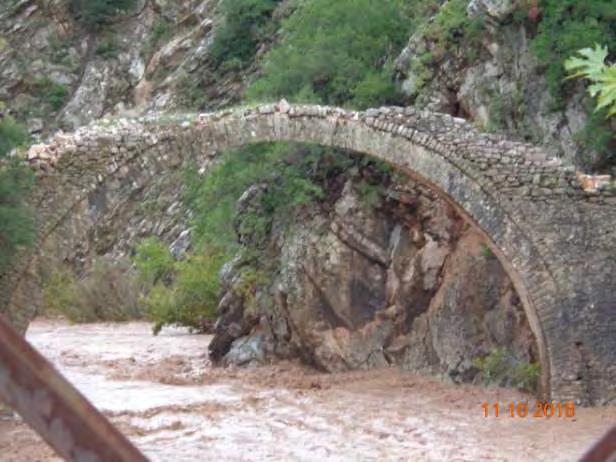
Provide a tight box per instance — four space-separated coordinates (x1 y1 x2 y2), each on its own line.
528 0 616 100
211 0 282 68
246 0 412 108
565 44 616 117
0 116 33 272
133 238 224 334
69 0 138 28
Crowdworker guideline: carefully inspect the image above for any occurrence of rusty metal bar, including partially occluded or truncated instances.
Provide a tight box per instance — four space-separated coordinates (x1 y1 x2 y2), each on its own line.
580 425 616 462
0 314 149 462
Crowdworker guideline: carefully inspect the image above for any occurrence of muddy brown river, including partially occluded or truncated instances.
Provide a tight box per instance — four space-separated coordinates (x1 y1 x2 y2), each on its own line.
1 320 614 461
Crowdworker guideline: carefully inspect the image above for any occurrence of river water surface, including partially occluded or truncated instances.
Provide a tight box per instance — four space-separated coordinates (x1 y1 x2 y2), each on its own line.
0 319 614 461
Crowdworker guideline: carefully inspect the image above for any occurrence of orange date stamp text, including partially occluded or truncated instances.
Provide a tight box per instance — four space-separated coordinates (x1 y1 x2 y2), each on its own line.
482 401 575 418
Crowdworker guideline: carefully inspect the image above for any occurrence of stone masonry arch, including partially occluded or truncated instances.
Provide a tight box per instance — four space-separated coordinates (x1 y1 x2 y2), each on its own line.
1 103 614 404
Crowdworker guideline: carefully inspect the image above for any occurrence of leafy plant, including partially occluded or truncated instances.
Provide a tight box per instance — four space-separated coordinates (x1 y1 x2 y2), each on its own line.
0 115 28 156
69 0 138 28
31 78 69 111
479 243 494 259
527 0 615 101
422 0 484 55
565 44 616 117
139 250 226 335
96 36 120 59
144 18 172 58
474 348 540 392
133 237 175 288
246 0 412 108
0 161 35 272
0 116 34 272
211 0 282 69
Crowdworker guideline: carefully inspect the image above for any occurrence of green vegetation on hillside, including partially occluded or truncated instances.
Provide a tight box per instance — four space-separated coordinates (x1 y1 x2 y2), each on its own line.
526 0 616 167
526 0 615 102
211 0 283 70
246 0 412 108
420 0 484 55
69 0 138 28
31 78 69 111
0 116 33 272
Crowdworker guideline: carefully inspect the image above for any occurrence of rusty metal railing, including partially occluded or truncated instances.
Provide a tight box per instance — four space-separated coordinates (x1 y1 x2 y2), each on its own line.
580 425 616 462
0 314 148 461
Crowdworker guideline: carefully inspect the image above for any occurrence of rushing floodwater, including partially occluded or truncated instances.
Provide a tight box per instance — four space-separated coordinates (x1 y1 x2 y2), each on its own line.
0 320 614 461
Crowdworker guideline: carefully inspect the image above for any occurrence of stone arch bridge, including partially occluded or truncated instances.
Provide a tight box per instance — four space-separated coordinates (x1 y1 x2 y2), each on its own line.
1 103 615 405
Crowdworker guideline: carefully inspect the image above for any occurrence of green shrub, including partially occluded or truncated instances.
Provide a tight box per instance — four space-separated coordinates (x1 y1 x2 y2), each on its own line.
479 243 494 258
144 18 172 58
185 142 327 254
140 251 226 334
246 0 412 108
0 115 28 156
133 237 175 288
211 0 282 69
422 0 484 54
0 115 34 271
95 37 119 59
31 78 69 111
474 348 541 392
565 44 616 117
527 0 615 102
175 74 208 109
42 268 78 316
0 161 35 272
43 258 142 323
69 0 138 28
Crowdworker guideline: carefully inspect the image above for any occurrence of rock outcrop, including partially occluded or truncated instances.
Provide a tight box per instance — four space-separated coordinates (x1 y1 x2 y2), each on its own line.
394 1 615 171
211 175 538 386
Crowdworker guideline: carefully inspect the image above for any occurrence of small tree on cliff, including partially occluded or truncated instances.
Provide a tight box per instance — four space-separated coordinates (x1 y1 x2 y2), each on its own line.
69 0 138 28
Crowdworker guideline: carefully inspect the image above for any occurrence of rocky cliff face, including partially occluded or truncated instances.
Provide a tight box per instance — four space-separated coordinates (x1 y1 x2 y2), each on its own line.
210 172 537 387
394 0 614 171
1 0 235 265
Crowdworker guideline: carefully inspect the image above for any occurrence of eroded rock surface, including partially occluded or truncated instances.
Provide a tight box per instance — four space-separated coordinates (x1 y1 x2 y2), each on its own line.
212 176 537 386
